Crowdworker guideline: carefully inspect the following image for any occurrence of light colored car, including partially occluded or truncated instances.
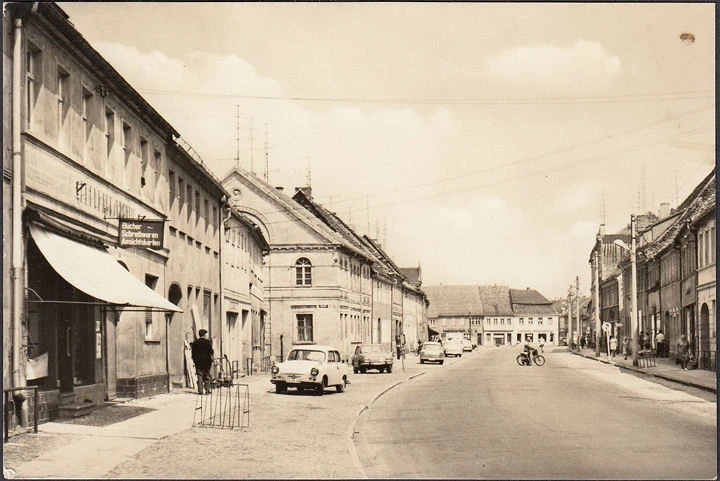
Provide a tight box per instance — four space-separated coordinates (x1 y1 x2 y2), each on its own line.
351 344 394 373
462 339 473 352
271 345 350 395
444 341 463 357
419 341 444 364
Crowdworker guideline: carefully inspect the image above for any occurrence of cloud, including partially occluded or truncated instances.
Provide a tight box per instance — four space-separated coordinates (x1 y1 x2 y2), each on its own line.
485 40 621 91
553 181 601 213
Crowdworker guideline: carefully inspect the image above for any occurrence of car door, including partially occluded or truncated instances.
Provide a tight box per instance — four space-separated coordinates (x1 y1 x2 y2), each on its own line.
330 350 341 383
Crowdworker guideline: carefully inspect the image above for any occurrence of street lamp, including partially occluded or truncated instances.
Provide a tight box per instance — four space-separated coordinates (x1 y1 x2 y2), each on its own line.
613 214 639 367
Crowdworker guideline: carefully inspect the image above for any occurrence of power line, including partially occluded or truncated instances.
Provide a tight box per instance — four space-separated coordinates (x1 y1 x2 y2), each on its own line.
139 87 713 106
241 124 712 228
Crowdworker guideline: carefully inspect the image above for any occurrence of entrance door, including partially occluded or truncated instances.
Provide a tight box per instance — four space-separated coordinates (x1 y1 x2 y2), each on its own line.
57 310 73 393
105 311 117 400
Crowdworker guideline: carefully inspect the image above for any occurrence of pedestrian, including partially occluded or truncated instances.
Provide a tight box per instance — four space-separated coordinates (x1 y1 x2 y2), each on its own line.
609 336 618 357
621 336 629 360
676 334 690 371
580 335 586 349
191 329 214 394
655 330 666 358
641 331 651 350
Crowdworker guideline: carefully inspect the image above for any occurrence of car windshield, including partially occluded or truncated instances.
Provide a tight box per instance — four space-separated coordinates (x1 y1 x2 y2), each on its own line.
361 345 383 353
423 344 442 352
287 349 326 362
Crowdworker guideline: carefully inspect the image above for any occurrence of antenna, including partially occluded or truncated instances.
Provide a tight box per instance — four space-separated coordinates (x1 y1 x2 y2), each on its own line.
249 118 254 173
306 157 311 187
641 160 647 213
235 105 241 168
383 219 387 250
366 195 370 235
601 185 606 226
264 123 269 182
674 166 679 207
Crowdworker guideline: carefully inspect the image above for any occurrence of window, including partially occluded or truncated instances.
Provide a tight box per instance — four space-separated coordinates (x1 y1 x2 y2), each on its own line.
144 274 159 341
296 314 313 342
105 109 115 175
169 171 176 209
194 191 201 227
140 137 149 191
296 258 312 286
711 225 716 264
538 318 543 325
26 44 41 129
81 87 93 162
186 184 193 223
57 66 69 146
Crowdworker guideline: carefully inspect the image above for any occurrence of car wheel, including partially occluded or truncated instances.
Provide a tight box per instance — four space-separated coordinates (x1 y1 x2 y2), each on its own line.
353 367 359 374
314 383 324 396
386 364 392 373
275 383 287 394
336 377 347 393
420 359 424 364
360 367 367 374
439 360 444 365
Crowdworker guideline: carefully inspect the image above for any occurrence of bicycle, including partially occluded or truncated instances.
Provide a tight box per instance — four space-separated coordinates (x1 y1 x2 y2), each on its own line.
516 344 545 366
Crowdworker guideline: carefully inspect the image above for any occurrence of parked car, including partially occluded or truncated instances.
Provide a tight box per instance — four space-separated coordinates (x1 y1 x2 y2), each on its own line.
559 336 568 346
271 345 350 395
419 341 444 364
462 339 473 352
351 344 394 373
444 341 463 357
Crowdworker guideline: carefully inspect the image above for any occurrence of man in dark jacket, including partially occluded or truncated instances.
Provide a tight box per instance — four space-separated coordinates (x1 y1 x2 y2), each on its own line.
191 329 214 394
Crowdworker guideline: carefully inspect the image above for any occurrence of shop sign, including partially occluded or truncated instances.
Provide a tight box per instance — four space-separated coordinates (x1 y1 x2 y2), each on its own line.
118 219 164 249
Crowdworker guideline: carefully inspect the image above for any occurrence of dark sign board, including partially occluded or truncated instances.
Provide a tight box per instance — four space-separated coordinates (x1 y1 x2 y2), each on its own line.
118 219 164 249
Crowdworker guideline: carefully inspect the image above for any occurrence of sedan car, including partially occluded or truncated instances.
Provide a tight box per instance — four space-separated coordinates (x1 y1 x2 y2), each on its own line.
351 344 394 373
462 339 473 352
271 345 350 395
444 341 463 357
419 341 444 364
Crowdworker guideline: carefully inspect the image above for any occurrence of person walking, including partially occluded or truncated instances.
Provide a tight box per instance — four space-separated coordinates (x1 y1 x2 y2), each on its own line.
191 329 214 394
609 336 618 357
655 330 666 358
621 336 630 360
676 334 691 371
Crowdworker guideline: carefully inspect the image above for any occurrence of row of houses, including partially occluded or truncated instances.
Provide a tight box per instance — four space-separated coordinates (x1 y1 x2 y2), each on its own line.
424 285 559 347
588 170 715 371
2 3 427 426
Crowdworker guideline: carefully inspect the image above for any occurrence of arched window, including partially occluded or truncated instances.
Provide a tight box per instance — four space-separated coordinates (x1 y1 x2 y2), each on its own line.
296 258 312 286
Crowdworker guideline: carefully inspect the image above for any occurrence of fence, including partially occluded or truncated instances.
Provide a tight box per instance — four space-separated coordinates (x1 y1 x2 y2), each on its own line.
3 387 38 443
193 381 250 430
637 348 656 368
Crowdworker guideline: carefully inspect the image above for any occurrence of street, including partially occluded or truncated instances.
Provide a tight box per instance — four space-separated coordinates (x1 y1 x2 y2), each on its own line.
354 348 717 479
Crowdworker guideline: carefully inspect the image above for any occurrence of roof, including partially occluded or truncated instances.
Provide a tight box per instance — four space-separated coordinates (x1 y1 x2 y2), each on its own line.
425 285 484 317
644 172 715 260
477 285 514 316
509 288 552 305
399 266 422 287
512 304 559 316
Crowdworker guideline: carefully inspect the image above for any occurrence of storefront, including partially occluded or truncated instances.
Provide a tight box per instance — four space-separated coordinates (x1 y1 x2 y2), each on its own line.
25 221 181 414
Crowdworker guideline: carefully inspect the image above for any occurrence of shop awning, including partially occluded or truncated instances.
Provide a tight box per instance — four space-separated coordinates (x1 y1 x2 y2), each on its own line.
30 224 181 312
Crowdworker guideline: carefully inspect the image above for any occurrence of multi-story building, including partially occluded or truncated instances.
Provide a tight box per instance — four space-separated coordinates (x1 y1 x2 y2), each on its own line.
693 190 716 370
477 286 516 347
509 288 559 345
424 286 483 345
4 3 186 425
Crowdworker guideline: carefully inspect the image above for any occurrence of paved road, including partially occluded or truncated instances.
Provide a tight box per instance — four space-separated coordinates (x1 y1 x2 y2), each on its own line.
354 347 717 479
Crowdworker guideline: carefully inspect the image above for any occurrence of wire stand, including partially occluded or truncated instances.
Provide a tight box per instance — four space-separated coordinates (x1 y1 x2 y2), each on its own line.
193 381 249 430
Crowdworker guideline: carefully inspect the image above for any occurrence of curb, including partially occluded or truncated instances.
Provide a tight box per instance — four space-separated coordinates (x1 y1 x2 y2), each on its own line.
570 350 716 394
348 369 428 478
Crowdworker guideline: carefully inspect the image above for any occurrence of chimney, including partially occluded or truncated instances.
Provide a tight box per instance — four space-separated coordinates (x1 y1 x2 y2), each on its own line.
295 186 312 199
275 186 284 193
657 202 670 219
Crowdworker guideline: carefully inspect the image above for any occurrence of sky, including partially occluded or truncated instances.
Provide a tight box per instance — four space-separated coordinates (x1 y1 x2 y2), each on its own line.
57 2 715 299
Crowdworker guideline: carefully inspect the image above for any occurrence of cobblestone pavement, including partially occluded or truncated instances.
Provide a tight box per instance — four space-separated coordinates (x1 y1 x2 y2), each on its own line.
4 353 438 479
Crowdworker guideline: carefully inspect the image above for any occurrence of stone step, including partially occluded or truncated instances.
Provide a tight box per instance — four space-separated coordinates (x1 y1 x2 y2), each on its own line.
59 392 76 406
58 401 94 418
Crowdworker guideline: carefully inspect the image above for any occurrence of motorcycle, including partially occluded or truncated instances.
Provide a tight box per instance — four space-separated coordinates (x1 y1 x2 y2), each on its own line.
516 343 545 366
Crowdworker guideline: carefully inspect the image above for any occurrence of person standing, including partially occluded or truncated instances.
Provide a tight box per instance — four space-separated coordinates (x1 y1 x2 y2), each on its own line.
609 336 618 357
676 335 691 371
655 330 666 358
621 336 630 360
191 329 214 394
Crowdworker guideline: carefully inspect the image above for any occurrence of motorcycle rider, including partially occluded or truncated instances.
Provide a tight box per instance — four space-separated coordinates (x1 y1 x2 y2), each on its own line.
523 337 536 366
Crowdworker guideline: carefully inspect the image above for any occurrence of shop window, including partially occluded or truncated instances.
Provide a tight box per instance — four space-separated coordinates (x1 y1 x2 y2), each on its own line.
296 314 313 342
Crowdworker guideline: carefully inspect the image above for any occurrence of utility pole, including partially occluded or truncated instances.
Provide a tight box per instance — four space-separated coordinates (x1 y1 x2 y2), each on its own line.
567 286 573 349
575 276 580 349
630 214 639 367
594 250 601 356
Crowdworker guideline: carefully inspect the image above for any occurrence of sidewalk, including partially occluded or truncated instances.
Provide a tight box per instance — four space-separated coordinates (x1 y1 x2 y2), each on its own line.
571 347 717 393
4 374 275 479
4 361 431 479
